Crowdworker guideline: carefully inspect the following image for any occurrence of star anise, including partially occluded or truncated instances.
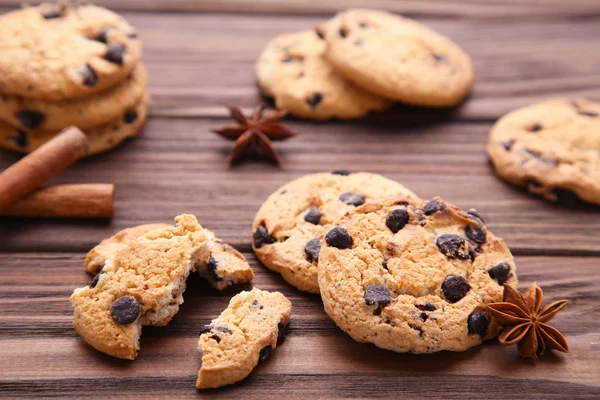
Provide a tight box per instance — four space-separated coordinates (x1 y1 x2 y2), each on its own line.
212 104 299 164
487 283 569 359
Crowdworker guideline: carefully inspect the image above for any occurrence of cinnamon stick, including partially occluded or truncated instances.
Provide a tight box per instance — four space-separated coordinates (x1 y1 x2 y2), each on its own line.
1 184 114 218
0 126 89 211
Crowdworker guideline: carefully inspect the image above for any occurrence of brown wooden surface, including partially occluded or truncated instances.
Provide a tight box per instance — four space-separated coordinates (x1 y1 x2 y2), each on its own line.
1 1 599 399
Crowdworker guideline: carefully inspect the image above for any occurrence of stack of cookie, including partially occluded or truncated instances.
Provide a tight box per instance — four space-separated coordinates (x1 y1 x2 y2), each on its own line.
256 9 474 120
0 2 148 156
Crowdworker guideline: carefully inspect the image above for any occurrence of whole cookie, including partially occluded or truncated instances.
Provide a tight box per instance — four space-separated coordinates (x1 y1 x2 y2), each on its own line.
320 9 474 107
0 92 148 156
0 64 148 131
256 31 390 120
318 195 518 353
252 171 417 293
488 99 600 205
0 2 142 101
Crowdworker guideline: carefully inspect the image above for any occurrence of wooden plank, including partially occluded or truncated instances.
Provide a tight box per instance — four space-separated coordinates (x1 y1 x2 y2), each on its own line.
1 118 600 255
1 0 600 18
0 253 598 399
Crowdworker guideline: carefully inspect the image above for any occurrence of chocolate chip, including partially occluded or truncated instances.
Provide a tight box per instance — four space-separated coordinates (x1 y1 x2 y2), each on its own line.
339 26 348 38
306 92 323 108
386 209 409 233
488 261 511 285
200 325 213 334
552 188 580 206
210 334 221 343
80 64 98 87
277 323 289 345
578 110 598 117
339 192 365 206
207 257 222 282
304 238 322 263
42 4 64 19
251 300 264 310
467 311 490 338
331 169 351 176
304 207 321 225
467 209 485 224
123 110 138 124
416 302 437 312
436 234 471 259
94 27 110 43
216 326 232 334
104 44 126 65
15 110 45 130
8 130 28 148
325 227 353 249
420 312 429 321
433 54 447 62
424 199 446 215
382 261 388 270
315 26 325 40
500 139 515 151
90 273 102 288
364 285 391 315
465 225 486 245
529 122 543 132
259 345 272 362
442 276 470 303
110 296 140 325
253 225 275 248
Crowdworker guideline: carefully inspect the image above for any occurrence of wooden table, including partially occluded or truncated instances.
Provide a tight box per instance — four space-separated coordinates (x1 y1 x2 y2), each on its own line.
1 1 599 398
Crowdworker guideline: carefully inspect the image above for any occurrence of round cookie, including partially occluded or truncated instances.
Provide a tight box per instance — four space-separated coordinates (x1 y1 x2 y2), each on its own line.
0 2 142 101
0 93 148 156
320 9 474 107
488 99 600 206
0 64 148 131
256 31 390 120
251 171 417 293
318 195 518 353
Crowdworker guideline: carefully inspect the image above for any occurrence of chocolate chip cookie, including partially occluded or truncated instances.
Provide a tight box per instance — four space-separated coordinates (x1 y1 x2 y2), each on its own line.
71 215 210 360
0 64 148 131
0 92 148 156
86 222 254 291
318 195 518 353
256 30 390 120
488 99 600 205
0 2 141 101
197 288 291 389
252 171 417 293
320 9 474 107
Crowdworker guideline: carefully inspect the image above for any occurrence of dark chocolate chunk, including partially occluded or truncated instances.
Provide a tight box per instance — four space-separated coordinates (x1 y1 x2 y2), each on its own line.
436 234 471 259
207 257 222 282
467 208 485 224
199 325 213 334
94 27 110 44
467 311 490 338
104 44 126 65
552 188 580 206
423 199 446 215
210 334 221 343
277 323 289 345
488 261 511 285
306 92 323 108
500 139 515 151
331 169 351 176
325 226 353 249
442 276 470 303
382 261 388 270
253 225 276 248
465 225 486 245
416 302 437 312
15 110 45 130
304 207 321 225
364 285 391 313
8 130 28 148
386 208 409 233
42 4 64 19
529 122 543 132
339 26 349 38
80 64 98 87
315 26 325 40
339 192 365 206
123 110 138 124
420 312 429 321
304 238 322 263
216 326 232 334
259 345 272 362
90 273 102 289
110 296 140 325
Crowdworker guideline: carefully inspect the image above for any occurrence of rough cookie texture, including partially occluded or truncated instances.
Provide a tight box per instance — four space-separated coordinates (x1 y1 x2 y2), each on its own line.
71 215 210 360
252 172 417 293
256 30 390 120
0 2 142 100
0 64 148 131
488 99 600 205
85 223 254 290
0 92 148 156
320 9 474 107
318 195 518 353
197 288 291 389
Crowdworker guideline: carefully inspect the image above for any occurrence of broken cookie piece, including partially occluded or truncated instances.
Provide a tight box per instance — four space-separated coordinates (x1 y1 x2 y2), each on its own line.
85 223 254 290
71 215 209 360
196 288 292 389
